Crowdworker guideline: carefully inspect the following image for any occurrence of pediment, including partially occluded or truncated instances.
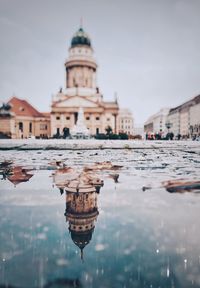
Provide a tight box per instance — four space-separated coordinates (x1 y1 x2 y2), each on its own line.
55 96 99 108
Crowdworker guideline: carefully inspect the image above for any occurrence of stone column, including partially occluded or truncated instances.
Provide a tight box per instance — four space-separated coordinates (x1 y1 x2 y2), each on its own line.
114 114 117 134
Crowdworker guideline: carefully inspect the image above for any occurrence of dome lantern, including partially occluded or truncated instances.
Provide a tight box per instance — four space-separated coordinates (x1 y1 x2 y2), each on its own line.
71 27 92 48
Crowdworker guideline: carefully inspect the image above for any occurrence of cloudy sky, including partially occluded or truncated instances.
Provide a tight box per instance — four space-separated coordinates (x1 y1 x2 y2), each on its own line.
0 0 200 124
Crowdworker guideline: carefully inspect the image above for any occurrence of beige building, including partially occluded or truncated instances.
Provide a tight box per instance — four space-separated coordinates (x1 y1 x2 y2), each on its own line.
180 106 189 137
0 97 50 139
167 94 200 138
51 27 119 137
144 108 170 136
118 108 134 135
167 107 180 137
189 95 200 138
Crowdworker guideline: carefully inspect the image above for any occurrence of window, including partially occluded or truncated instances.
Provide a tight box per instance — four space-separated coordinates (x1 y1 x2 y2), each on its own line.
96 128 99 134
56 116 60 120
19 122 23 132
66 116 70 120
96 117 100 121
107 118 110 121
40 124 47 130
29 122 32 133
86 117 90 120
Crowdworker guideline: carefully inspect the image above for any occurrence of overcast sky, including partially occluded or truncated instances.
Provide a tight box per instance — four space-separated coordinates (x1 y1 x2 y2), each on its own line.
0 0 200 124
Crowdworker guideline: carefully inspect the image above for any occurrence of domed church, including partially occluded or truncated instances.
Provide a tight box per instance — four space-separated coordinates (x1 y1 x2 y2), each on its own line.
51 27 119 137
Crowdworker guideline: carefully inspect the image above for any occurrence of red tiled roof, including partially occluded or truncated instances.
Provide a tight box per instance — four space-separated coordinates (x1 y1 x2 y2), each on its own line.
8 97 44 117
41 112 51 118
7 166 33 185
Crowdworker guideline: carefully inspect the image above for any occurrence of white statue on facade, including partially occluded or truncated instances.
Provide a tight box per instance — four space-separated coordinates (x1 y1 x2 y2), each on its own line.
70 107 90 138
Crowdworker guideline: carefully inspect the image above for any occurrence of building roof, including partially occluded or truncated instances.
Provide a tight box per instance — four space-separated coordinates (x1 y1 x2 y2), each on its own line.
41 112 51 118
169 94 200 115
102 101 119 109
193 94 200 104
71 27 91 48
144 108 170 125
7 166 33 186
8 97 44 117
118 108 134 118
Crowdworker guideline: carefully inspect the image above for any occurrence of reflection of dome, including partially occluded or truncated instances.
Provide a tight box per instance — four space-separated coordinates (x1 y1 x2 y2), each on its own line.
71 27 91 48
70 228 94 260
64 171 103 260
70 228 94 250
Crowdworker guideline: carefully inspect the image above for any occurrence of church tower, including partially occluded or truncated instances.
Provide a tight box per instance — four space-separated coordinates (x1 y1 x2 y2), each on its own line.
65 27 97 91
63 27 102 102
51 26 119 137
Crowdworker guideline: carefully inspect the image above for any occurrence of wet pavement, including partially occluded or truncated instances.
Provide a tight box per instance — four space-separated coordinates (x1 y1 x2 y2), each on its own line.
0 144 200 288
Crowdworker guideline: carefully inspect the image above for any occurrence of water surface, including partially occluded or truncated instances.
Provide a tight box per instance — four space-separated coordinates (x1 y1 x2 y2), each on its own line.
0 148 200 288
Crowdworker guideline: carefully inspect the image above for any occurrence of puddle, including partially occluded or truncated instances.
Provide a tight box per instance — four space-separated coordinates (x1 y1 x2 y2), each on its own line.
0 148 200 288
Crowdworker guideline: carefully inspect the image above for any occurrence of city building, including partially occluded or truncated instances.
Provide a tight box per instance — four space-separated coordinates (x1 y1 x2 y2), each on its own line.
0 96 50 139
167 107 180 137
134 124 144 138
167 94 200 138
118 108 134 135
189 96 200 138
144 108 170 136
51 27 119 137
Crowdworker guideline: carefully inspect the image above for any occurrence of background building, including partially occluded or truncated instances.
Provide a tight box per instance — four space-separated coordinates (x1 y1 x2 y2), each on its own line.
134 124 144 139
190 96 200 138
144 94 200 139
167 94 200 138
144 108 170 136
167 107 180 137
51 27 119 137
118 108 134 136
0 96 50 139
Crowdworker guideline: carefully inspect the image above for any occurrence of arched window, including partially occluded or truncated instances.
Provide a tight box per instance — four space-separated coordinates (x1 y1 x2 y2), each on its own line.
29 122 32 133
19 122 23 132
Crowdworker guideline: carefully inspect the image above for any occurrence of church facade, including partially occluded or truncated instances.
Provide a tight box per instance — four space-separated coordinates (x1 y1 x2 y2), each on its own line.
51 27 119 137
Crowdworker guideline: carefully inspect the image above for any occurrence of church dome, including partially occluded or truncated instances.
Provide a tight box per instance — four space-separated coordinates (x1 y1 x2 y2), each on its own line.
71 229 93 250
71 27 91 48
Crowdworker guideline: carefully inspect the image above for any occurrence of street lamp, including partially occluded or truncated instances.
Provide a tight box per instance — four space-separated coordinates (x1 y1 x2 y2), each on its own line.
165 121 172 133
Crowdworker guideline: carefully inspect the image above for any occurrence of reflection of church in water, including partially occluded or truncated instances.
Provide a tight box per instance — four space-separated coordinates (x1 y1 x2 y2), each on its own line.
64 182 100 260
53 168 103 259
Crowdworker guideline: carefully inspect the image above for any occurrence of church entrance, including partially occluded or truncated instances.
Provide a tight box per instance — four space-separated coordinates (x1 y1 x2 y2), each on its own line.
63 127 70 138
